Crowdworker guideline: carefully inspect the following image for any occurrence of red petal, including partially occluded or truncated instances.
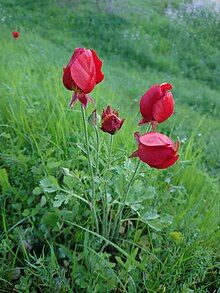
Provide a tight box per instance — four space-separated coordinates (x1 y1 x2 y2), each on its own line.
152 92 174 123
138 144 176 167
160 82 173 91
63 67 76 90
66 48 85 67
91 49 104 84
101 114 123 134
140 84 162 122
70 50 96 94
102 105 113 119
150 154 179 169
139 132 174 147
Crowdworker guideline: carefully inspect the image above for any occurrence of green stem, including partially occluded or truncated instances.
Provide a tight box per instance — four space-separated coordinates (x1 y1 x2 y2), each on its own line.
81 105 99 234
111 160 141 240
81 106 93 178
107 135 113 170
103 135 113 238
94 125 100 176
124 160 141 205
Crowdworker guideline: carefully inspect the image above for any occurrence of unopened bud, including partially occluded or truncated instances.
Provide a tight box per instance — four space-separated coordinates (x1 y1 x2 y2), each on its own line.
88 110 101 126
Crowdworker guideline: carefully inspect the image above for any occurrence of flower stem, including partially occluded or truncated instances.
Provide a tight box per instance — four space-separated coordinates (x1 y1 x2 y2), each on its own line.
107 135 113 170
111 160 141 240
81 105 99 233
124 160 141 203
81 105 93 178
94 125 100 176
103 135 113 238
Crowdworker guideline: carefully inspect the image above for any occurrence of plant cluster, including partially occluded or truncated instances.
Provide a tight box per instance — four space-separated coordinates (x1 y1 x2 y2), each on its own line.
61 47 180 240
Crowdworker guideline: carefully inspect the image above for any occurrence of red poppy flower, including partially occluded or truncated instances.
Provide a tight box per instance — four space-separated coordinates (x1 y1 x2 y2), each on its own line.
63 48 104 107
139 82 174 125
130 132 179 169
100 105 124 135
12 31 20 39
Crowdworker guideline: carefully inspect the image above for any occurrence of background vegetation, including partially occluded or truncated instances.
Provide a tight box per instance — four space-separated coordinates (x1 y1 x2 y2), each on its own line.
0 0 219 291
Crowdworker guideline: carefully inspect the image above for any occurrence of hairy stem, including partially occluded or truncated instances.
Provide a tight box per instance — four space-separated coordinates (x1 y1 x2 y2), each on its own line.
111 160 141 240
94 125 100 176
103 135 113 238
81 105 99 233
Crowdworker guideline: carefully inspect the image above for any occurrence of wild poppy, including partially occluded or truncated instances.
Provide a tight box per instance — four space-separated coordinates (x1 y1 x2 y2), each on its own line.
131 131 179 169
139 82 174 126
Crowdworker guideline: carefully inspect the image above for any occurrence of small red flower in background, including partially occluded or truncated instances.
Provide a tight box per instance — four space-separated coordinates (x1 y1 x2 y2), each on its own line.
139 82 174 126
100 106 124 135
12 31 20 39
63 48 104 108
130 132 179 169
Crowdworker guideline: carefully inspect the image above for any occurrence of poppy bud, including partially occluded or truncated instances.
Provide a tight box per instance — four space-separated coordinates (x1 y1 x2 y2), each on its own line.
12 31 20 39
63 48 104 107
88 110 101 126
100 105 124 135
130 132 179 169
139 82 174 125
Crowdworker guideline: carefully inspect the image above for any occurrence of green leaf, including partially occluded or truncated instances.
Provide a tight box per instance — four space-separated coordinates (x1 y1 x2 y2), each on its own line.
47 161 60 169
63 175 75 189
160 214 173 225
144 186 157 199
22 209 30 217
141 208 159 221
40 176 59 193
145 219 162 232
42 210 60 226
0 168 11 192
32 186 42 195
53 194 68 208
60 209 76 221
40 196 47 207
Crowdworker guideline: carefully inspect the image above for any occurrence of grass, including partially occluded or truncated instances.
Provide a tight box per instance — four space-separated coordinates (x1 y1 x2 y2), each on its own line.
0 0 220 291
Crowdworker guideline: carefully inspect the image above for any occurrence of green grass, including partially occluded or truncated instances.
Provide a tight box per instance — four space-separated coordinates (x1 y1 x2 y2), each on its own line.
0 0 220 291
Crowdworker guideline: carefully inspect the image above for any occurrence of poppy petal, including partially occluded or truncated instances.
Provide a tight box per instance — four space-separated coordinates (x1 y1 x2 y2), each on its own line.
160 82 173 91
70 51 96 94
150 154 179 169
139 132 174 147
138 144 176 166
139 84 162 122
91 49 104 84
152 92 174 123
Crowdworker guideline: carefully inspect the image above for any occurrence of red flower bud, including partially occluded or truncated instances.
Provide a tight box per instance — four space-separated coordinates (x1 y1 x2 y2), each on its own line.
130 132 179 169
12 31 20 39
139 82 174 125
100 106 124 135
63 48 104 94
